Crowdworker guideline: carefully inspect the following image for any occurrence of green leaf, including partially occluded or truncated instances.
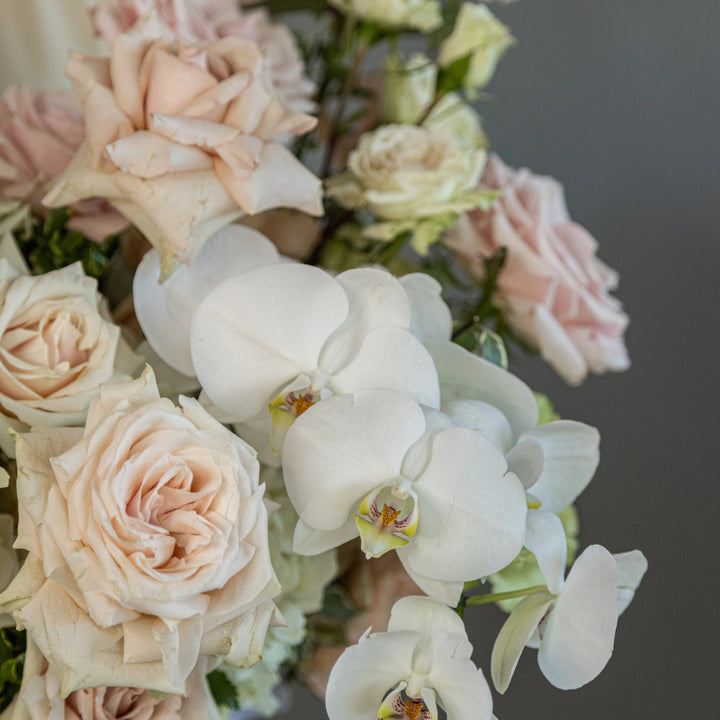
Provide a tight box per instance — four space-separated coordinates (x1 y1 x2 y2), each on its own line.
437 53 472 95
477 327 508 369
207 669 240 711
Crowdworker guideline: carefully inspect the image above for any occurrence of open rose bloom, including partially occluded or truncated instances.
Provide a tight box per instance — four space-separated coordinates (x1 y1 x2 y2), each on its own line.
0 369 279 696
89 0 316 114
447 155 630 384
43 16 322 276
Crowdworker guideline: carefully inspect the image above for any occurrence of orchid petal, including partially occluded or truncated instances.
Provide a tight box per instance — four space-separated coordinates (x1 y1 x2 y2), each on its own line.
538 545 618 689
397 559 465 607
387 595 467 637
443 399 514 454
282 390 427 532
191 264 348 419
407 428 527 584
399 274 453 344
326 633 417 720
491 591 554 693
520 420 600 512
429 341 538 439
293 517 358 556
525 510 567 594
613 550 648 615
134 225 279 376
428 654 493 720
320 268 411 374
330 326 440 408
505 438 545 490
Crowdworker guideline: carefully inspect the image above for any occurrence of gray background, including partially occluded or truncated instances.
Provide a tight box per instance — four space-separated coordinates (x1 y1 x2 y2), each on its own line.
286 1 720 718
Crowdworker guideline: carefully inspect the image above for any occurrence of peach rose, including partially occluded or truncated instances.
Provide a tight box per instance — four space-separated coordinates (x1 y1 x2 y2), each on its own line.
0 369 280 696
0 237 139 457
446 154 630 384
2 638 218 720
0 85 128 242
89 1 316 113
43 17 322 276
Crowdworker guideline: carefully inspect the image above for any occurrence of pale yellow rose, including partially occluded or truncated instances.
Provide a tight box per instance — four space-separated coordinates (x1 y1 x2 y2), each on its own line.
0 369 280 696
0 234 138 457
423 93 487 150
438 3 513 90
328 0 442 33
382 54 437 125
43 16 322 276
326 124 486 221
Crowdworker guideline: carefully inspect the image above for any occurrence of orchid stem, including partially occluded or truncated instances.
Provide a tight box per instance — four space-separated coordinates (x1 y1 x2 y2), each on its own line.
465 585 547 607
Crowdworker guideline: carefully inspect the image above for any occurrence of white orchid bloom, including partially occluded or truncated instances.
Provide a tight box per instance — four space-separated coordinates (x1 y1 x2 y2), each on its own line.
191 265 440 428
400 274 600 513
326 596 493 720
133 224 281 378
282 388 526 606
491 544 648 692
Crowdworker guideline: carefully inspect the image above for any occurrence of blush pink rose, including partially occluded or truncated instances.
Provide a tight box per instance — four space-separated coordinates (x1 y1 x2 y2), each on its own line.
4 637 218 720
446 154 630 384
43 17 322 276
0 85 128 242
89 0 316 113
0 369 280 696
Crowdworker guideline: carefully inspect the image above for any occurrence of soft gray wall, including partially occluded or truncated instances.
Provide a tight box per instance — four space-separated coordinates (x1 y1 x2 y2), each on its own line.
286 1 719 718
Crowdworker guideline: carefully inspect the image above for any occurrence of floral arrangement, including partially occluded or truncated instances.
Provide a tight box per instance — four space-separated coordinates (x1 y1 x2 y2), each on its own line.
0 1 646 719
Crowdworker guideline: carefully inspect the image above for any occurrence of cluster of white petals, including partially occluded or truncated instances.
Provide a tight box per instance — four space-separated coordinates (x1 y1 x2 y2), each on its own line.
43 16 322 274
0 369 279 696
491 545 648 691
326 596 492 720
0 235 138 456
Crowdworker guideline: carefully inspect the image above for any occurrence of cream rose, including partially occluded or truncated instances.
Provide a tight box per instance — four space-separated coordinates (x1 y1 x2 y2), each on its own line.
438 3 513 90
2 638 220 720
382 54 437 125
328 0 442 33
0 236 138 457
43 17 322 276
326 124 487 222
89 1 316 114
446 154 630 384
0 85 128 242
0 369 280 696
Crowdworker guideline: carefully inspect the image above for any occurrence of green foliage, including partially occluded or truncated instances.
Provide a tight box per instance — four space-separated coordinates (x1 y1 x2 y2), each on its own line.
535 393 560 425
207 669 240 711
14 208 118 279
436 54 472 95
0 628 25 713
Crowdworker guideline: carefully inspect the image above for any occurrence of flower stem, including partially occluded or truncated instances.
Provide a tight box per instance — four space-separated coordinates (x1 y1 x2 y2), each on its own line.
465 585 547 607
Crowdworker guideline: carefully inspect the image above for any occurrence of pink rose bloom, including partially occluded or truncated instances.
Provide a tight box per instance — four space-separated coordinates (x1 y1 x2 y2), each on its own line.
0 85 128 242
89 0 316 113
447 154 630 384
5 637 217 720
43 17 322 276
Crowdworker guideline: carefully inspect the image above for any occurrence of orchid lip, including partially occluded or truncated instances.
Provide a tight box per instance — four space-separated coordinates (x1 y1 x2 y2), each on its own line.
354 484 419 559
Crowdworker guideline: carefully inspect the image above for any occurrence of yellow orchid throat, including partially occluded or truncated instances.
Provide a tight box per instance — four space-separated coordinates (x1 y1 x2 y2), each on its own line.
355 484 419 559
378 685 436 720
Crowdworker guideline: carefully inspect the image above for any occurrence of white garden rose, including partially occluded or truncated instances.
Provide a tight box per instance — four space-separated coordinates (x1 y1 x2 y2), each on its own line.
2 638 219 720
0 235 138 457
326 124 487 222
438 3 513 90
328 0 442 33
0 369 280 696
